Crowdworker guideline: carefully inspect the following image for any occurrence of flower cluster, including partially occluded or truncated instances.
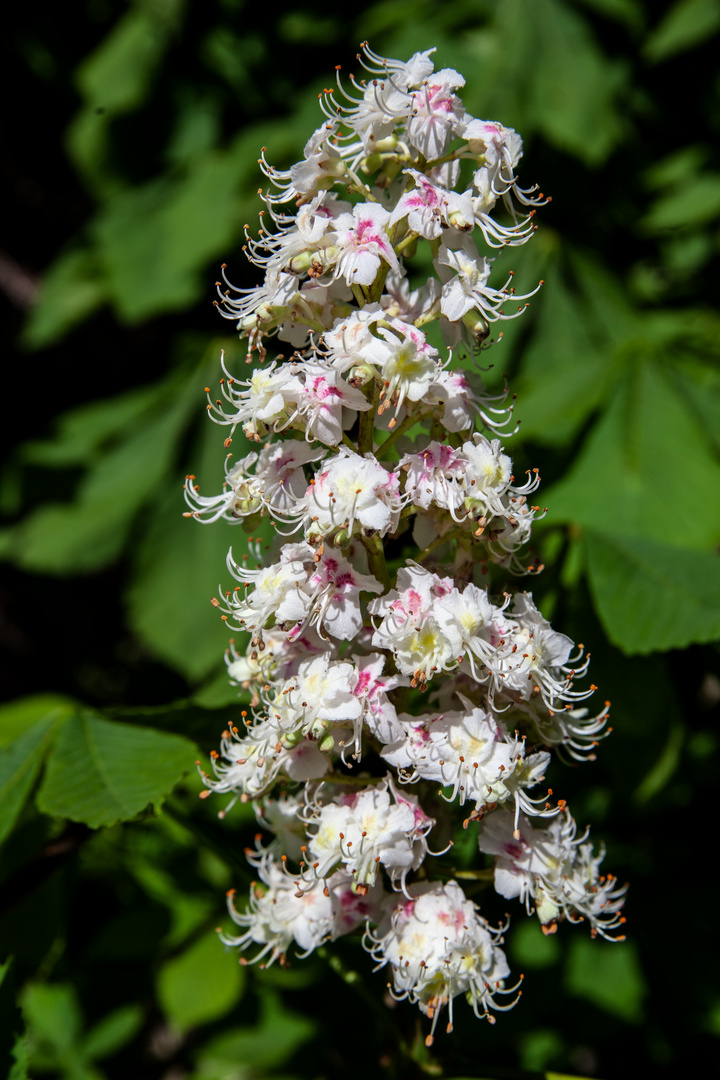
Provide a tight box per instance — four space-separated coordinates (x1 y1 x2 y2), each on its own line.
189 43 626 1044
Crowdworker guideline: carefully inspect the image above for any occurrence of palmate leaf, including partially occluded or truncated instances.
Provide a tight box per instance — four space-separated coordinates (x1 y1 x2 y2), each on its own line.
0 715 66 846
585 530 720 654
644 0 720 63
194 990 315 1073
157 929 245 1032
35 711 196 828
3 369 198 575
543 359 720 550
565 938 646 1023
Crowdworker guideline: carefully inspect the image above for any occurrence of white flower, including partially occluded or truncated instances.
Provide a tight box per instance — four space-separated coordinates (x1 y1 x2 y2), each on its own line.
225 625 330 689
382 700 549 818
206 357 297 441
478 808 627 939
323 304 386 371
222 856 385 965
495 593 595 711
273 545 383 641
290 123 348 197
333 203 402 286
303 449 402 541
198 717 330 808
401 441 468 513
436 233 542 326
366 880 517 1040
369 563 460 683
360 320 442 409
350 652 408 744
184 440 325 524
284 360 373 446
219 543 314 634
263 653 363 746
305 776 433 893
405 69 466 159
380 273 441 323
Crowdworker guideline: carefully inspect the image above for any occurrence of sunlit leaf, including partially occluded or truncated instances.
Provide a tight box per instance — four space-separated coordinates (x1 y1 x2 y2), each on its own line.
644 0 720 63
544 360 720 550
514 259 617 444
0 696 74 749
642 174 720 232
585 531 720 654
81 1005 143 1061
127 388 272 679
36 711 195 827
195 990 315 1072
20 983 82 1055
157 930 245 1032
75 9 169 114
20 383 164 469
91 130 267 322
21 250 107 350
0 717 63 845
564 938 645 1021
5 373 197 574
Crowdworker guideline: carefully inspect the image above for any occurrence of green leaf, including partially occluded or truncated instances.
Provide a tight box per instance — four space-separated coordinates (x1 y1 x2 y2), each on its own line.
544 360 720 550
0 960 29 1080
634 721 684 803
564 938 645 1022
91 130 266 322
0 695 74 749
509 916 561 969
36 712 195 828
127 391 271 679
574 0 644 28
514 260 617 444
642 174 720 232
20 249 107 350
157 930 245 1032
0 717 63 845
66 8 177 197
20 983 82 1056
527 0 627 165
644 0 720 63
20 383 163 469
195 991 314 1072
81 1005 143 1061
5 373 197 575
585 531 720 653
75 9 168 114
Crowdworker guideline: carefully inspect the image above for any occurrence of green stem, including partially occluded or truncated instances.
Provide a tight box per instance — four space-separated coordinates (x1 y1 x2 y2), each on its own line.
366 260 390 304
416 526 467 564
394 229 420 256
358 379 379 454
375 407 430 457
350 282 367 308
362 532 391 591
344 165 377 201
413 307 440 329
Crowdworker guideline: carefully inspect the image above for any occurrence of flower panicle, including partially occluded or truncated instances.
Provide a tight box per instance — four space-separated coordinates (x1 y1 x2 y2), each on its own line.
186 42 626 1042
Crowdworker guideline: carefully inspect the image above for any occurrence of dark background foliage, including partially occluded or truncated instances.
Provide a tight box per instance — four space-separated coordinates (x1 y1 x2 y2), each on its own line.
2 1 720 1077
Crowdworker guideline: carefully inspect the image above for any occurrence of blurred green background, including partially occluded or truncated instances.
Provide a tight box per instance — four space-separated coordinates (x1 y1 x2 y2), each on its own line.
2 1 720 1077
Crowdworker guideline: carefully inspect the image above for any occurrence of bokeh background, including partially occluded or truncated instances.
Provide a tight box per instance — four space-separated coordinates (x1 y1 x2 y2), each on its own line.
2 1 720 1077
